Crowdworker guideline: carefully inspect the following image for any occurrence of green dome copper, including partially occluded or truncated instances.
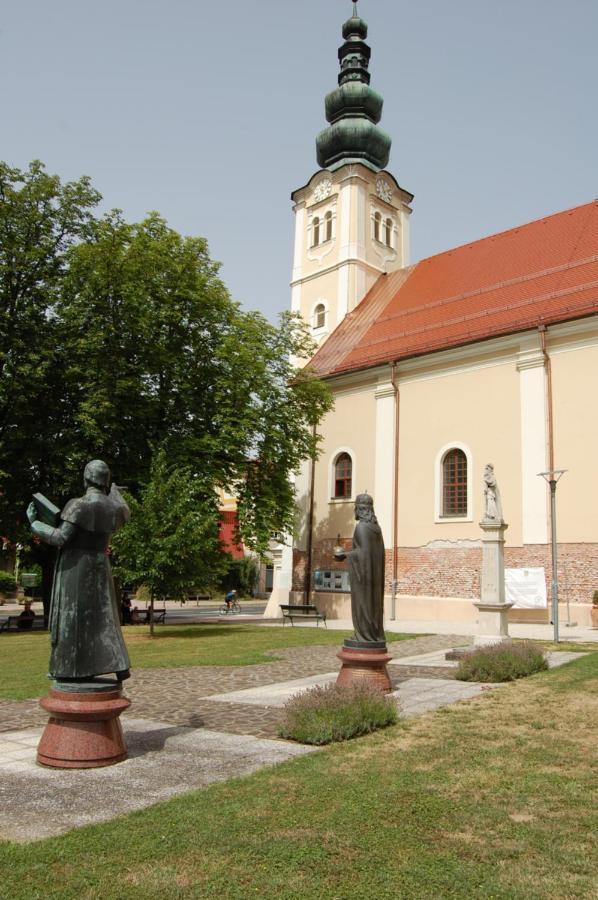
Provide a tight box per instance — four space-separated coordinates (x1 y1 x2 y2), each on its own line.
316 2 391 171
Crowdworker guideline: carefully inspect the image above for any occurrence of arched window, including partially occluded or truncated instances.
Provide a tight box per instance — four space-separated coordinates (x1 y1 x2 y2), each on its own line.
314 303 326 330
325 210 333 242
374 212 381 242
312 216 320 247
385 218 393 247
334 453 352 499
442 449 468 517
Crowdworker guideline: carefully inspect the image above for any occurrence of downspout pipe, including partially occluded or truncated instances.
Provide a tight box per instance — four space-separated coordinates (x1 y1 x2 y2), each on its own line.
304 422 317 605
390 362 400 620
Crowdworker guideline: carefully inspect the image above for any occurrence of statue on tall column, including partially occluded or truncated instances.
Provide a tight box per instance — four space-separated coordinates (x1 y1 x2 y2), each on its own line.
27 460 131 684
335 493 386 646
482 463 503 523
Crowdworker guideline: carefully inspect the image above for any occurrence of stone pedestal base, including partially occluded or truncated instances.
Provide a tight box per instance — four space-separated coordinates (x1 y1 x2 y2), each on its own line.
336 644 393 693
37 684 131 769
473 601 514 646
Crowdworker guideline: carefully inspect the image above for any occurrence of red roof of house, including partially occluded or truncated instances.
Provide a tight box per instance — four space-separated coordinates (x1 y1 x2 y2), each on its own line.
310 200 598 377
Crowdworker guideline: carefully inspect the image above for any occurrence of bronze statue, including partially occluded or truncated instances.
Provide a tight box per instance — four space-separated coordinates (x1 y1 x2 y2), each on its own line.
335 493 386 646
27 460 131 683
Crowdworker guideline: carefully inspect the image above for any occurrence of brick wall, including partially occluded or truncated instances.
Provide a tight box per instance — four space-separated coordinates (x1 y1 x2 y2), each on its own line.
293 540 598 605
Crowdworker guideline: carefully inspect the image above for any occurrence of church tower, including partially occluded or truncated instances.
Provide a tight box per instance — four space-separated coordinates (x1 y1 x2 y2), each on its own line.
291 2 413 346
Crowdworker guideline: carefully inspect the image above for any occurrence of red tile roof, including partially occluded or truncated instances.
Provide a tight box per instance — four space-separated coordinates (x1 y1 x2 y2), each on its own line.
309 201 598 377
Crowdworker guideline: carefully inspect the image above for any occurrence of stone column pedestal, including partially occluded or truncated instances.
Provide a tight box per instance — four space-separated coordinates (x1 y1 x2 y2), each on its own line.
37 680 131 769
336 641 393 693
474 519 513 646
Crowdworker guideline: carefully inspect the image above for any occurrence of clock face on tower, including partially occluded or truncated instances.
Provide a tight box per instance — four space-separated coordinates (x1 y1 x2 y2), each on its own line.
313 178 332 203
376 178 394 204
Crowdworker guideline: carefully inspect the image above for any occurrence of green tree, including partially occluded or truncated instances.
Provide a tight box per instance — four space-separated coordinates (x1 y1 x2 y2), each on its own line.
0 161 100 544
112 450 227 635
58 210 332 552
1 163 332 590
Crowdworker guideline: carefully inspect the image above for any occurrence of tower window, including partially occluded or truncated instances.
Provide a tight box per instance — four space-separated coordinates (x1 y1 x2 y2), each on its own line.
314 303 326 330
334 453 353 499
312 216 320 247
374 212 381 243
442 449 468 517
325 211 333 242
385 218 393 247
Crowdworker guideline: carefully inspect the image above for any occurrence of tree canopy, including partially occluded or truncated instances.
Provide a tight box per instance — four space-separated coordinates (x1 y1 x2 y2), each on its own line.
0 161 332 570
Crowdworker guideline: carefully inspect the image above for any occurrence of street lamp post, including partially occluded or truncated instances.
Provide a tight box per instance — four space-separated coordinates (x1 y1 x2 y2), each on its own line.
538 470 567 644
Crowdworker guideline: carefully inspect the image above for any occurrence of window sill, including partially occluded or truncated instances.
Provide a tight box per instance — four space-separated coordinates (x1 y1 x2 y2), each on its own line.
435 516 473 524
329 497 353 505
311 238 334 250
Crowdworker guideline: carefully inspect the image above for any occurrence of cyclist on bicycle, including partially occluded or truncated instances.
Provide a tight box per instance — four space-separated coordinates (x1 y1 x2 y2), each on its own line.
224 589 236 610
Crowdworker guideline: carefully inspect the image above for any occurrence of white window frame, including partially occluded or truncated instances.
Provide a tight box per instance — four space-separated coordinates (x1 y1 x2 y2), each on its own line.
329 447 356 504
310 299 330 341
434 442 473 523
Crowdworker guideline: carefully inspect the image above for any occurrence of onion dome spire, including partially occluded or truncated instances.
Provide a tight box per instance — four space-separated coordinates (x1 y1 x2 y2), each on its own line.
316 1 392 171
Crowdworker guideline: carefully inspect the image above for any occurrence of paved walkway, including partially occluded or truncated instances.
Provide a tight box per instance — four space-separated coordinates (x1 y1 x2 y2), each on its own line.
0 634 469 738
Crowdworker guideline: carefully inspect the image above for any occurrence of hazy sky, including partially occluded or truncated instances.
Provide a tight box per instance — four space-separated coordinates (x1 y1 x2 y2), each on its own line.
2 0 596 321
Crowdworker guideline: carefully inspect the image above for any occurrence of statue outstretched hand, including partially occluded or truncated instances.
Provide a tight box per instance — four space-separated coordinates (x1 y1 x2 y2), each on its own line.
26 502 37 525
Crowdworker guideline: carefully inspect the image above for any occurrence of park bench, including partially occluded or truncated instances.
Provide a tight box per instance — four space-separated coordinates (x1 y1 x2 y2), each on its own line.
137 608 166 625
184 592 212 605
0 614 46 633
279 604 327 628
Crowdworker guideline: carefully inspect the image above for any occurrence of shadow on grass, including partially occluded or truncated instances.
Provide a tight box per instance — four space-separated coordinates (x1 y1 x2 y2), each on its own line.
123 625 268 642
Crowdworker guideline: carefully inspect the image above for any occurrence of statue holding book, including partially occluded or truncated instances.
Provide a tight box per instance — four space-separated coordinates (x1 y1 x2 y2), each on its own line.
27 460 131 684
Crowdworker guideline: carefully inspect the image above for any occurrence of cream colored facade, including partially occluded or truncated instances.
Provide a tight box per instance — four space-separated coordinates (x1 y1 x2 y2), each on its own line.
285 318 598 625
291 165 412 345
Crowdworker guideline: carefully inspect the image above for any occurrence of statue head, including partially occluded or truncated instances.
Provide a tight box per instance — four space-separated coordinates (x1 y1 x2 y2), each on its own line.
84 459 111 494
354 493 377 523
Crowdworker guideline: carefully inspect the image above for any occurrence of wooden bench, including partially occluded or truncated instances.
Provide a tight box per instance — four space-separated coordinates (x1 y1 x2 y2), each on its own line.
279 604 327 628
136 608 167 625
184 592 212 605
0 614 46 632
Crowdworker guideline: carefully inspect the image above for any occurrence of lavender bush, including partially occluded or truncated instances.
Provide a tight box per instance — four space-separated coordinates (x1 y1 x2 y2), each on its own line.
278 681 398 745
456 641 548 683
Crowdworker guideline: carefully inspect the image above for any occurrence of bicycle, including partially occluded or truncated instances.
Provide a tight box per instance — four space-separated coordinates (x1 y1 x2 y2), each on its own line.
219 598 241 615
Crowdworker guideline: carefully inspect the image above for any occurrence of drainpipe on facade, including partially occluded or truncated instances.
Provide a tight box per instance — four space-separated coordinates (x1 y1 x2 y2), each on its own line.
304 421 317 606
390 362 400 620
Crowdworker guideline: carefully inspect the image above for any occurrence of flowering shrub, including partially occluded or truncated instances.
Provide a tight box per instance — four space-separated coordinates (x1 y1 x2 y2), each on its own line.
456 641 548 683
0 571 17 593
278 681 398 745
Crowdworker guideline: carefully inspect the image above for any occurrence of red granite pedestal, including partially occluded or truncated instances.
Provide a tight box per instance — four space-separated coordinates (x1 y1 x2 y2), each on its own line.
37 684 131 769
336 644 393 693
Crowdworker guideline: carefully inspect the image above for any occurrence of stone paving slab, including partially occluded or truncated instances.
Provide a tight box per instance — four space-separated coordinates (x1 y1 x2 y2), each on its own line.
392 677 504 716
207 672 340 707
390 648 588 670
0 719 316 844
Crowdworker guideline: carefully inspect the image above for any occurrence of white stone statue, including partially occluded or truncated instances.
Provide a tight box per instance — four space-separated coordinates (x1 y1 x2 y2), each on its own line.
483 463 503 523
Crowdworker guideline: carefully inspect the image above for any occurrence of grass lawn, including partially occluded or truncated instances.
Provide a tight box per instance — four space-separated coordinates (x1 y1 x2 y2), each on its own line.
0 651 595 898
0 625 414 701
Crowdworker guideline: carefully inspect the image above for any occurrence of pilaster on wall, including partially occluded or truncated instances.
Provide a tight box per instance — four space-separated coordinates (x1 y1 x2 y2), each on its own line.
517 340 549 544
374 378 395 547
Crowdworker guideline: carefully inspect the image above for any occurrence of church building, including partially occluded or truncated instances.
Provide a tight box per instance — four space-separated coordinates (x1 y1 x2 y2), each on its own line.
270 3 598 626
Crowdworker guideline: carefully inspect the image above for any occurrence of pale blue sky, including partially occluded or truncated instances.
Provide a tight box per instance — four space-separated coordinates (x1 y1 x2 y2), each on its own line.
2 0 596 320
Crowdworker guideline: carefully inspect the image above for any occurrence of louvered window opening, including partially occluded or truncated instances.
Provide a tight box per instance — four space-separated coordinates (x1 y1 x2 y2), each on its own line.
443 449 467 516
334 454 352 499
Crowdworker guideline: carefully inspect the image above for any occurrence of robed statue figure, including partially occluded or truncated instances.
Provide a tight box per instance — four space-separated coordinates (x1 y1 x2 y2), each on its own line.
27 460 131 683
335 493 386 646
